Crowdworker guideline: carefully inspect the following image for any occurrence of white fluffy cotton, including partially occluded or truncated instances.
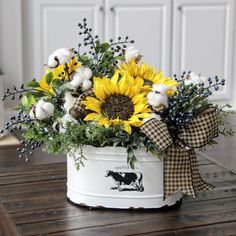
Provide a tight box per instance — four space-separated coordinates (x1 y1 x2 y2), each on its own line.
147 92 168 108
147 83 169 108
81 79 92 91
152 84 169 94
29 100 54 120
185 72 207 85
70 66 93 91
125 46 140 62
53 114 78 134
63 91 77 113
48 48 74 68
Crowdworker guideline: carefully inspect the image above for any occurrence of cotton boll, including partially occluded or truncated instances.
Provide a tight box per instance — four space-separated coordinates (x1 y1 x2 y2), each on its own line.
184 79 194 86
82 79 92 91
34 100 54 120
29 107 36 119
70 67 93 90
58 114 78 134
70 74 83 89
125 46 140 62
147 92 168 108
48 48 74 68
59 114 77 134
76 67 92 80
184 72 197 85
52 121 60 132
152 84 169 94
63 91 77 113
191 76 203 84
185 72 207 85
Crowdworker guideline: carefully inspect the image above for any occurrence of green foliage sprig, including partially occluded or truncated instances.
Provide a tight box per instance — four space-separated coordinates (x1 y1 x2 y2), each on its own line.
23 120 161 169
77 18 134 77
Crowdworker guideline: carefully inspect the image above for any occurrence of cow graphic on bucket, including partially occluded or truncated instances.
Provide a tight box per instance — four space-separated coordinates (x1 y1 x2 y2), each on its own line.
105 170 144 192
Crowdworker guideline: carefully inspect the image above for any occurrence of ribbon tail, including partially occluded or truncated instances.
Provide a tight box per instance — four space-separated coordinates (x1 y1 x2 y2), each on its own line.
164 146 214 200
188 149 215 192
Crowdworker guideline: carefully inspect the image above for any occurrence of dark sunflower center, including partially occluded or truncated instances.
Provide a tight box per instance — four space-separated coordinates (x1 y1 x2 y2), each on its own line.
101 94 134 120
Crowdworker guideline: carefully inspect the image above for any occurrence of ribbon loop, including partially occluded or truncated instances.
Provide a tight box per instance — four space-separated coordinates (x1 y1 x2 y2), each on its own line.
178 108 219 148
140 119 173 151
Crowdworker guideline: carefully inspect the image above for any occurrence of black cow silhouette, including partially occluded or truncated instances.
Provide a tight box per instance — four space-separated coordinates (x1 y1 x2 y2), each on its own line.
105 170 144 192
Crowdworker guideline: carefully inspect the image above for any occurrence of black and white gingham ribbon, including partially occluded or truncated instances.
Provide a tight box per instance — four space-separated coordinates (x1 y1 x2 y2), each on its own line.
141 108 218 200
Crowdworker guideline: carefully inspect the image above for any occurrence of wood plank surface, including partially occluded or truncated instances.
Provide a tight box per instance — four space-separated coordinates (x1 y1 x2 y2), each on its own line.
0 156 236 236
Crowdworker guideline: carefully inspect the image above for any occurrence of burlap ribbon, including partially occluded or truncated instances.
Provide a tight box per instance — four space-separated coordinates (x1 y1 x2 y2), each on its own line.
140 108 219 199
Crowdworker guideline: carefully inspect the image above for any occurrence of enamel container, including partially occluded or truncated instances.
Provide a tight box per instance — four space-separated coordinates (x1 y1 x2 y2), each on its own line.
67 146 182 209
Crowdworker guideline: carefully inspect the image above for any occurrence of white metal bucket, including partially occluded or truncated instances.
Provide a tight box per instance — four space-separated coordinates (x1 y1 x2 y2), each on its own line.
67 146 182 209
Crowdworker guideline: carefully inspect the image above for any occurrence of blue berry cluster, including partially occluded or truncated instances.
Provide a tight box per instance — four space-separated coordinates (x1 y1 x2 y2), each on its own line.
77 18 134 77
162 71 225 132
1 84 33 101
17 139 43 161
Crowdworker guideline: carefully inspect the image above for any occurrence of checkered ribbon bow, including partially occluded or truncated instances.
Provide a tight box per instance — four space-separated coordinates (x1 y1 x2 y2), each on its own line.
69 90 94 120
140 108 219 200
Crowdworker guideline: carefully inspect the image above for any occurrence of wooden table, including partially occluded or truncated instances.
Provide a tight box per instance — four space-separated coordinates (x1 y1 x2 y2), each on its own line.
0 155 236 236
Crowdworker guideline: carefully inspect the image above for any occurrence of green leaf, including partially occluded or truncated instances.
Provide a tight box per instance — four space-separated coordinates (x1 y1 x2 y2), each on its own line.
21 95 37 112
22 95 29 108
52 79 62 88
25 91 45 98
95 39 101 53
46 72 53 85
101 43 110 52
28 94 37 105
27 79 40 88
115 55 124 61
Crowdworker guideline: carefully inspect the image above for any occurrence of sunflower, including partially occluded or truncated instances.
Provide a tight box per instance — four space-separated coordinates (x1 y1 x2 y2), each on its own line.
118 60 178 95
118 60 156 83
82 72 151 134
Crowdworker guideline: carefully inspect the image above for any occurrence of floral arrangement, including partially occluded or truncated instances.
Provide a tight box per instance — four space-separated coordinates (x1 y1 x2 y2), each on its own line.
0 18 234 171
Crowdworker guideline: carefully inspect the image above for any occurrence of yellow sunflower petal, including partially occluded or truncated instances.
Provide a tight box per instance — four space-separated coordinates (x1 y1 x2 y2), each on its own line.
118 75 130 94
134 104 149 115
84 113 100 121
98 117 110 127
111 71 119 85
123 122 132 134
132 94 145 105
82 97 102 113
